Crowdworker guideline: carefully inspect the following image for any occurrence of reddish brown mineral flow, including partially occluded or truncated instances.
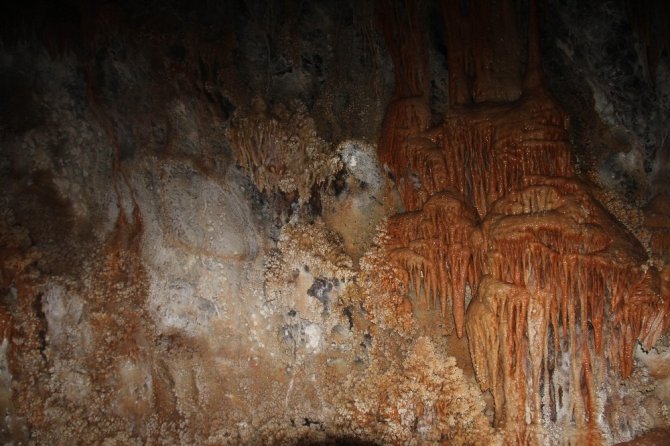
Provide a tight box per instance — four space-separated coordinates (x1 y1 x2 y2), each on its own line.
470 177 665 427
377 0 669 440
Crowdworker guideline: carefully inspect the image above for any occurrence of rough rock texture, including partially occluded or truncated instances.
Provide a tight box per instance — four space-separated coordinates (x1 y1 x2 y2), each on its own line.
543 0 670 203
0 1 669 445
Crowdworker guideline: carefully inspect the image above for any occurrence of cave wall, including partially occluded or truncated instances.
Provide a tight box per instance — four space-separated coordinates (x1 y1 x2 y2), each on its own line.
0 1 669 445
543 0 670 202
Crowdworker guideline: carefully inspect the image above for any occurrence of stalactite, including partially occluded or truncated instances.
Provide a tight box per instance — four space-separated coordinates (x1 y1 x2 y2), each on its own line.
376 0 432 182
377 0 670 440
386 189 477 337
376 0 430 100
377 100 433 210
380 103 667 440
381 98 577 344
381 95 574 220
467 180 666 435
226 101 341 203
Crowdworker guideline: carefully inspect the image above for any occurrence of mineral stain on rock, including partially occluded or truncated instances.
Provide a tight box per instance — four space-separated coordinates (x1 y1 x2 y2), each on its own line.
307 278 334 309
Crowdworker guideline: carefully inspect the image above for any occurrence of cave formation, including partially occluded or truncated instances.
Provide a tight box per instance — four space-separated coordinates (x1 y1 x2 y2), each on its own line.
1 0 670 445
378 0 669 442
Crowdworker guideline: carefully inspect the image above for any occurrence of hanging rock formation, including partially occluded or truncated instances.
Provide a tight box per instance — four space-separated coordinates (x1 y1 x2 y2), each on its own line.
377 0 670 441
471 176 667 429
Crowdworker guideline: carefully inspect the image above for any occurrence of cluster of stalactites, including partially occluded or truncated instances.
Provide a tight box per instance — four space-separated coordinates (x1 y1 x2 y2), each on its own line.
379 95 667 434
380 98 576 341
467 179 666 429
376 0 669 436
386 189 478 337
381 96 574 219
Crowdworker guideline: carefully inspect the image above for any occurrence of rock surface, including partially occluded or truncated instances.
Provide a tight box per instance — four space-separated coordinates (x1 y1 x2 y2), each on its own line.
0 1 669 445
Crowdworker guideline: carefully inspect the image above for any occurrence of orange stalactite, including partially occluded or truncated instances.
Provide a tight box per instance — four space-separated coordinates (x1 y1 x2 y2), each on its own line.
387 188 478 337
468 180 665 431
382 95 574 219
382 99 577 341
377 0 669 438
466 277 531 426
378 98 433 197
375 0 432 194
